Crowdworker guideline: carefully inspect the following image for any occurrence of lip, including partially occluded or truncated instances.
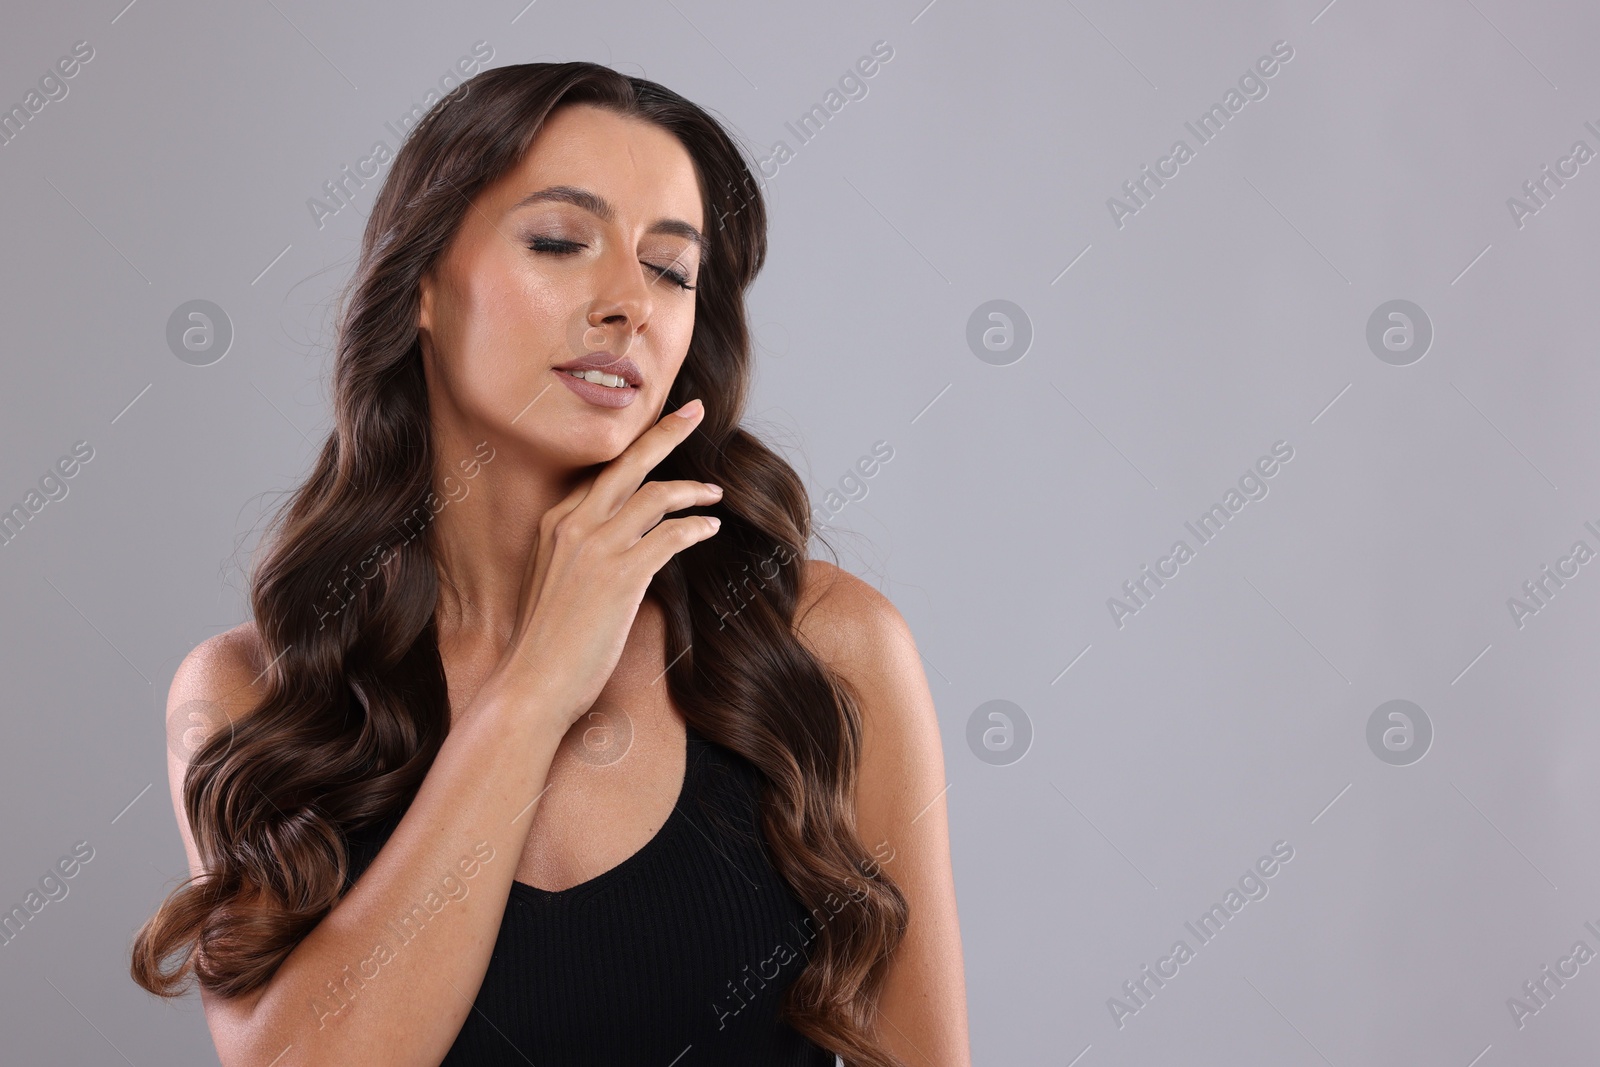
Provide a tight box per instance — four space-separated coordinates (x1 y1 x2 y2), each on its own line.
551 352 642 387
552 352 641 410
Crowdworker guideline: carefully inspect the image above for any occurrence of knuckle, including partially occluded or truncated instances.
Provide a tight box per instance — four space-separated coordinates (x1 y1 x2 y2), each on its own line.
548 517 584 555
566 527 596 559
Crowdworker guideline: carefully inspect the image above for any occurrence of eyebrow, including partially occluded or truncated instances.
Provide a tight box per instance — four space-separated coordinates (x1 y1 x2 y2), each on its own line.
511 185 709 256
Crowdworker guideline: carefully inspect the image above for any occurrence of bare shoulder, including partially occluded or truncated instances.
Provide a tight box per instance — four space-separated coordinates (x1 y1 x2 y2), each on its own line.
164 623 279 1021
165 621 272 884
167 620 271 729
794 560 972 1062
793 558 916 671
792 558 939 765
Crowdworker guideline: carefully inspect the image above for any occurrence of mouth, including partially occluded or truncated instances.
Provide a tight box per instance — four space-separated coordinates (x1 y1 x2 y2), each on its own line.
551 352 642 388
550 352 641 409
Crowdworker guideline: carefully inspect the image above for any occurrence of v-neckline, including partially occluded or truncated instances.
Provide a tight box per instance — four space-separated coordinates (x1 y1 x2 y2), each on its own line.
508 722 699 903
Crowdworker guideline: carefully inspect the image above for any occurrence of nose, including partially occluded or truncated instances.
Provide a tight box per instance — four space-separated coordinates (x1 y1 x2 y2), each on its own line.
584 247 653 354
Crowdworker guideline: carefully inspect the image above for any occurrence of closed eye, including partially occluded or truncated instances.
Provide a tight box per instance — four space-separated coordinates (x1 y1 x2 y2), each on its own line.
527 236 697 291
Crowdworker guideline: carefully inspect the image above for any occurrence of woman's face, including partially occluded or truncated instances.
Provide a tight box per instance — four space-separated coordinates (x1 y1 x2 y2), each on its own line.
418 103 706 469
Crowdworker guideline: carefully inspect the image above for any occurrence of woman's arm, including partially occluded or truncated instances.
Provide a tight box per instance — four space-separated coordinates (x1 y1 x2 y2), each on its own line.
795 561 973 1067
161 402 719 1065
164 623 567 1067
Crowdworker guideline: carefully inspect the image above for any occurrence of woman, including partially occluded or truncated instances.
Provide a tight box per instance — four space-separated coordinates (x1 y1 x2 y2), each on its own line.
131 61 969 1066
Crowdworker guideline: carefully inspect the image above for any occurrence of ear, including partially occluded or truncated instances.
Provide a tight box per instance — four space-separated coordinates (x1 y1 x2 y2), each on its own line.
418 271 434 334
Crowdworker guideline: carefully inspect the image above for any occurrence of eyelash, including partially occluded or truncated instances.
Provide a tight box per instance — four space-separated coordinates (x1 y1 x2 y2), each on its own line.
526 236 697 291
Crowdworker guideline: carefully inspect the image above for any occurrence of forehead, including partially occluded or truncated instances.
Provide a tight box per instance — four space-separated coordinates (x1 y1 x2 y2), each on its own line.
498 103 704 228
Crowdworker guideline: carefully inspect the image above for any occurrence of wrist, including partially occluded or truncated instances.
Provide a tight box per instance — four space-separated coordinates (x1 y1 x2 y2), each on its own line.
467 655 578 737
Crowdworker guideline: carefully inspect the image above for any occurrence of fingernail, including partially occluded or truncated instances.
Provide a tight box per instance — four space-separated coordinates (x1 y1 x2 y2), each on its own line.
704 483 722 495
674 398 704 419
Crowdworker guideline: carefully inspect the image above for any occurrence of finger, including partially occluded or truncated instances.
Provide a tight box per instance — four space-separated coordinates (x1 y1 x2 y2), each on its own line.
572 399 705 527
594 479 723 550
629 513 722 574
545 470 601 529
517 471 598 615
529 473 601 564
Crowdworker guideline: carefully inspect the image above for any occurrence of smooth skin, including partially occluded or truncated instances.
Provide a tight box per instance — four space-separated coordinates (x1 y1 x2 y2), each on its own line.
163 103 970 1066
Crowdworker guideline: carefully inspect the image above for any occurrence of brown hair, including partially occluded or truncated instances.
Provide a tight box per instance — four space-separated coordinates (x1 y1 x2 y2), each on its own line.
129 61 910 1065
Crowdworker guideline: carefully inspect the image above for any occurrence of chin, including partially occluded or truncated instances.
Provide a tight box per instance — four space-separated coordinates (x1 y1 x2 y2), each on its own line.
558 426 636 467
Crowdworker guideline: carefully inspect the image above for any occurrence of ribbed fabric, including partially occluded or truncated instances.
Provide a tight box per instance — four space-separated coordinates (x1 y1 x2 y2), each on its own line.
343 722 838 1065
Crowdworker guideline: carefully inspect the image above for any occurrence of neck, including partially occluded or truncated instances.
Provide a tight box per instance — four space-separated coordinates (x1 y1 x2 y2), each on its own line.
426 424 586 658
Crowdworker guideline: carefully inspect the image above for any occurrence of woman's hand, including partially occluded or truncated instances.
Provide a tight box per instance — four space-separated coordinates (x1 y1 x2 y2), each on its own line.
490 397 723 727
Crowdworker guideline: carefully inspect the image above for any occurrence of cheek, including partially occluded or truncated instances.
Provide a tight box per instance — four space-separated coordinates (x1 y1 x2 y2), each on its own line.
660 300 696 365
445 262 569 399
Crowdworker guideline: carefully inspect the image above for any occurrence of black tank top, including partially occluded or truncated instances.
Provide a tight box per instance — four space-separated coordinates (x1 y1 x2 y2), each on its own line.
342 722 839 1066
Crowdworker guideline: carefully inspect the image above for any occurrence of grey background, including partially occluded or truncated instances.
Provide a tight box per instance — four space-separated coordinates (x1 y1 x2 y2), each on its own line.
1 0 1596 1064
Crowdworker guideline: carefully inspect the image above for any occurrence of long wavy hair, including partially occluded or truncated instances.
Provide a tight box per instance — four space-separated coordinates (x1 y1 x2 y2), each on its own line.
129 61 910 1065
